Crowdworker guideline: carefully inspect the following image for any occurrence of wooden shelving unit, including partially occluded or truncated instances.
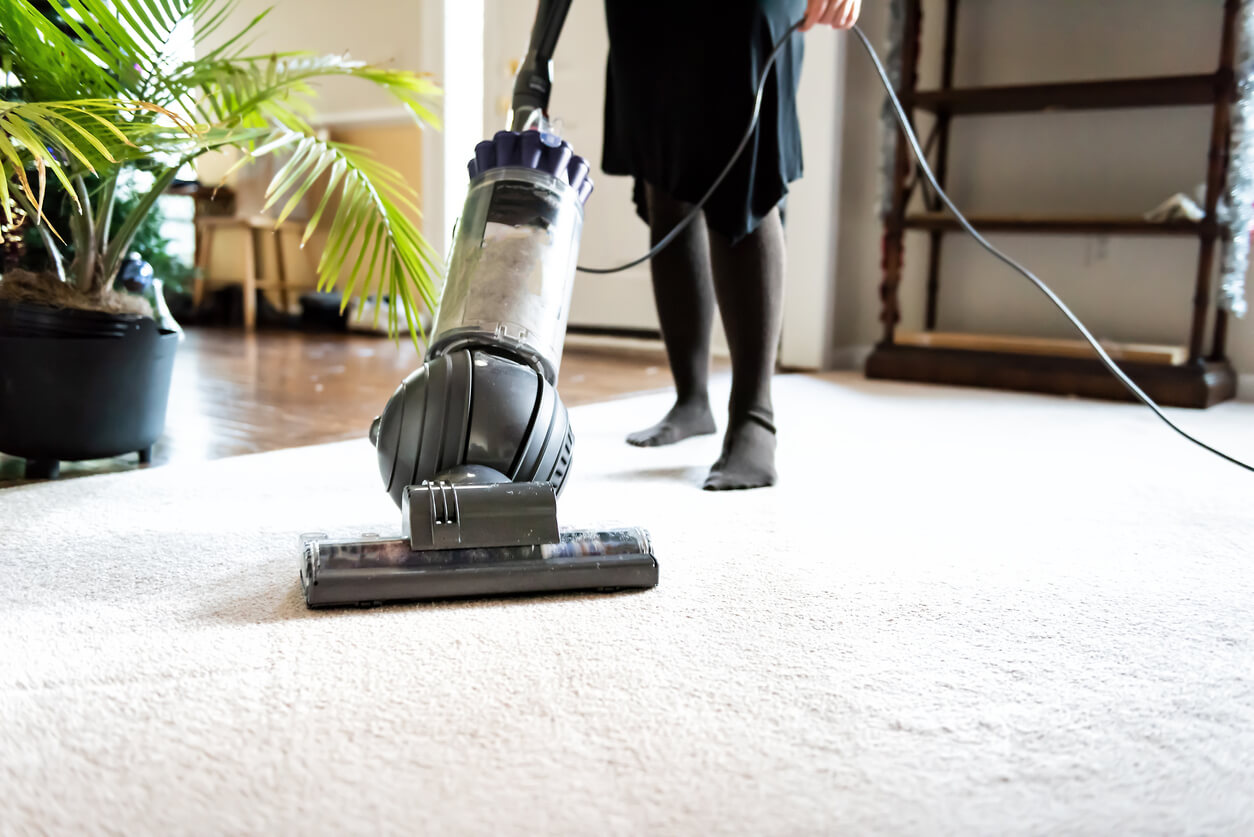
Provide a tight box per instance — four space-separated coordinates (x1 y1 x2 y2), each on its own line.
903 213 1214 237
908 74 1219 115
866 0 1241 408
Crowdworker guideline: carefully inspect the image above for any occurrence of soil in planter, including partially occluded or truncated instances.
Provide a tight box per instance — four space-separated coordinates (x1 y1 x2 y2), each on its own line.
0 268 154 319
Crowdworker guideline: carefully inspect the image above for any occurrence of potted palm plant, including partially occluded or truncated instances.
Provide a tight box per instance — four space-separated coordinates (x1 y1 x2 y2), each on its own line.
0 0 441 478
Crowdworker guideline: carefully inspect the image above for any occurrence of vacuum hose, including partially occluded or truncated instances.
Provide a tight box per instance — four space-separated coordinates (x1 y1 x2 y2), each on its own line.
510 0 574 131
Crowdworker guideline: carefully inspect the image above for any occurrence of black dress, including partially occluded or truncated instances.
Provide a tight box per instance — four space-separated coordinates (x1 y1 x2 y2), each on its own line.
601 0 806 243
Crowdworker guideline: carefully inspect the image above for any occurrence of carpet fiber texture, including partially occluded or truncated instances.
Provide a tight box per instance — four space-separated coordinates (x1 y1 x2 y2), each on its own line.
3 373 1253 834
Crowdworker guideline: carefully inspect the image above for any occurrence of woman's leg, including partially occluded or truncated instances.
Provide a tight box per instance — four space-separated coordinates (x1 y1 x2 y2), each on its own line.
626 183 718 447
703 206 786 490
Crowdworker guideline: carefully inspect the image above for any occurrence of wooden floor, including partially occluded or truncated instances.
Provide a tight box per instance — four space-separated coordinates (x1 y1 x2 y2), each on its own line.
0 327 683 486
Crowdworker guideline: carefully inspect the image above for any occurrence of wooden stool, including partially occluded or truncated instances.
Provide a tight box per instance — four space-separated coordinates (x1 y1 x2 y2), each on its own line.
192 215 304 331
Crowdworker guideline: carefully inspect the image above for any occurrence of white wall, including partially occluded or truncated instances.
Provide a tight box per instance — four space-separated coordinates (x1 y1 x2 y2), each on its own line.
781 28 846 369
834 0 1251 377
423 0 484 260
193 0 424 119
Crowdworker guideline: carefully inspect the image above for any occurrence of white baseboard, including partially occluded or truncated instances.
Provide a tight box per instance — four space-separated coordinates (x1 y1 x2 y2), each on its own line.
564 331 732 359
564 332 663 354
1237 374 1253 403
829 344 873 371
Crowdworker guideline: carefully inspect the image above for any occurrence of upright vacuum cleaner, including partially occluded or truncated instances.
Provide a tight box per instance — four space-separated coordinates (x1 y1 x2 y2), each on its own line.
299 0 658 607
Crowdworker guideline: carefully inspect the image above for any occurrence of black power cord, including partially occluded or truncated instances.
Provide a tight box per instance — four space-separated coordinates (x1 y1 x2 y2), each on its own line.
576 22 800 276
577 20 1253 474
850 24 1252 473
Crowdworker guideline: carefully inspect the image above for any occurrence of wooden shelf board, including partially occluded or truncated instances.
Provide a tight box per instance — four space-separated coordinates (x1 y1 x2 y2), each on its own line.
865 343 1236 409
895 331 1187 366
909 74 1220 115
903 213 1213 237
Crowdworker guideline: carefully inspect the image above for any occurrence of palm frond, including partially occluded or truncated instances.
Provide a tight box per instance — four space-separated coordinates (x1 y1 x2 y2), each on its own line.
0 1 123 100
242 129 442 345
1 0 255 103
179 53 441 133
0 100 180 221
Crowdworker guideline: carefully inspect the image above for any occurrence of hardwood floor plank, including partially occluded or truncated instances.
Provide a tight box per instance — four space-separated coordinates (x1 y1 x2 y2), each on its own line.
1 327 685 486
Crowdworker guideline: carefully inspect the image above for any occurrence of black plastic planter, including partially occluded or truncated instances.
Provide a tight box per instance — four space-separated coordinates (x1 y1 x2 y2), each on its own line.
0 302 178 478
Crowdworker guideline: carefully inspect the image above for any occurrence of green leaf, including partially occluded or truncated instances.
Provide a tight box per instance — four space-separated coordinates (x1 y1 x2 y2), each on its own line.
301 157 347 245
261 134 317 202
0 101 197 202
53 0 152 80
336 215 377 311
0 131 37 208
3 2 122 99
354 223 388 316
140 0 173 30
126 0 168 46
196 6 271 64
19 110 101 174
0 172 12 227
0 117 75 215
317 176 373 282
112 1 168 55
274 148 334 224
101 165 179 282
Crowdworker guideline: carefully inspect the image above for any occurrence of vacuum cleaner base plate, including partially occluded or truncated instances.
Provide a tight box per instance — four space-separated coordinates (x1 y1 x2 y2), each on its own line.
300 528 658 608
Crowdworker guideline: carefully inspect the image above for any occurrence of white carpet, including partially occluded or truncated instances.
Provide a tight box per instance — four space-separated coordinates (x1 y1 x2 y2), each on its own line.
3 373 1253 834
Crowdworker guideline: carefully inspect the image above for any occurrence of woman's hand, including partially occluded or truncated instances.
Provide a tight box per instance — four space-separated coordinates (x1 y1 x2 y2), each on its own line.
801 0 862 31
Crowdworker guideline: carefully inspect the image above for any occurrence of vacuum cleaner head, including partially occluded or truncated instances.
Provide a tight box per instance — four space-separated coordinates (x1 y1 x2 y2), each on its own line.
300 527 657 608
300 477 658 607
